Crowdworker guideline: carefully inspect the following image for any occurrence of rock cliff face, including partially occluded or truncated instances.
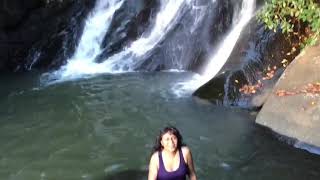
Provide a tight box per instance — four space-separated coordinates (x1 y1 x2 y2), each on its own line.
136 0 240 72
256 41 320 153
93 0 240 72
0 0 95 72
0 0 243 73
193 18 301 109
95 0 159 63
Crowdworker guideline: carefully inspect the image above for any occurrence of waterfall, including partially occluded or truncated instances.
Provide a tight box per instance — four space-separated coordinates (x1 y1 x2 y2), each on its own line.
43 0 124 82
201 0 255 84
46 0 189 81
73 0 124 61
96 0 187 72
43 0 254 89
129 0 187 56
172 0 255 96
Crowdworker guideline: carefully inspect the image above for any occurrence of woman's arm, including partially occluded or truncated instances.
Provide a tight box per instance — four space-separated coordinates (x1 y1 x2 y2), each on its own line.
184 147 197 180
148 152 158 180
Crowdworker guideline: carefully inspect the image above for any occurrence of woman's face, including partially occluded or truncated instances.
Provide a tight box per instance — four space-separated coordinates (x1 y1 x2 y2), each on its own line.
161 132 178 152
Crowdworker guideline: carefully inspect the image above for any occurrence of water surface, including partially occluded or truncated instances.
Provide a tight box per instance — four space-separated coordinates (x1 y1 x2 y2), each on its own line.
0 72 319 180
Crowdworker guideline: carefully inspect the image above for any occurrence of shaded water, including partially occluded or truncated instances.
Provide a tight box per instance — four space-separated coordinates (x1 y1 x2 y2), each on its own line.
0 72 320 180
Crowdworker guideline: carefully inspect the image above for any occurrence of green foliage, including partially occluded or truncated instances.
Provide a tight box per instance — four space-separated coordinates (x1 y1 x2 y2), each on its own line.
258 0 320 47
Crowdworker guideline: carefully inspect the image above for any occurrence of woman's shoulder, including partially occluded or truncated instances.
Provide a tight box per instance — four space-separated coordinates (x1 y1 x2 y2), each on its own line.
150 151 160 163
181 146 191 162
181 146 191 154
151 151 160 156
149 151 160 171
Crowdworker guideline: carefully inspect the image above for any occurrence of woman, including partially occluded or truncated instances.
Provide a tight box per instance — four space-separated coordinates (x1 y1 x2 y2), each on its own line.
148 126 197 180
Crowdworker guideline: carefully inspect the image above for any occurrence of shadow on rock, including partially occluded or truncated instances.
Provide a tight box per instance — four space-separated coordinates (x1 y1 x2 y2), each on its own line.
104 169 147 180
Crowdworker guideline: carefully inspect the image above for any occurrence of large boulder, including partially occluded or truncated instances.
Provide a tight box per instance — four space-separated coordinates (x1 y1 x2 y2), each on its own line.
256 41 320 153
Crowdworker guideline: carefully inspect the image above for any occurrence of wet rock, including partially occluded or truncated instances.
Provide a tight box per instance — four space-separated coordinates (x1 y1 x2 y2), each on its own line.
193 17 301 109
208 0 240 47
136 0 237 72
95 0 159 62
0 0 95 72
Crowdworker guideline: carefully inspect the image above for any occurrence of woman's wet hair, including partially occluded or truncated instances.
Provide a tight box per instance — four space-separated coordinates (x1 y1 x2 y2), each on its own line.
151 126 185 155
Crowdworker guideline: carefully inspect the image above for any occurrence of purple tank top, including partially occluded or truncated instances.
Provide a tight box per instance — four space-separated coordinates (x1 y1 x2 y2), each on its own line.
157 148 189 180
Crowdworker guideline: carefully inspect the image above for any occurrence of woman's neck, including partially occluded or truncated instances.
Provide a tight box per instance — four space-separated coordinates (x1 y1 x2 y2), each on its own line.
162 149 178 158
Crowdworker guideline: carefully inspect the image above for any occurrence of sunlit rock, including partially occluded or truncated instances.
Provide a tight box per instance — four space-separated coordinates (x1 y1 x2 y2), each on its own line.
256 41 320 152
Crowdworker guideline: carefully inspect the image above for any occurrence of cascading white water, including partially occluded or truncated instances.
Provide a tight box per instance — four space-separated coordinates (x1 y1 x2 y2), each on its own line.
73 0 124 61
173 0 255 96
50 0 124 79
130 0 187 56
44 0 124 81
189 0 211 33
91 0 187 73
201 0 255 84
45 0 254 91
48 0 188 81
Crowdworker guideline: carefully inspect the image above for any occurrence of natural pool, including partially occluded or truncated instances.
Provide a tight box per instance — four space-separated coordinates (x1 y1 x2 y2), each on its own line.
0 72 319 180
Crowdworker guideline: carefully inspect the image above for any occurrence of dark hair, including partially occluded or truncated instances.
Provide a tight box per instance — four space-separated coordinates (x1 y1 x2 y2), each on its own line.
151 126 185 155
